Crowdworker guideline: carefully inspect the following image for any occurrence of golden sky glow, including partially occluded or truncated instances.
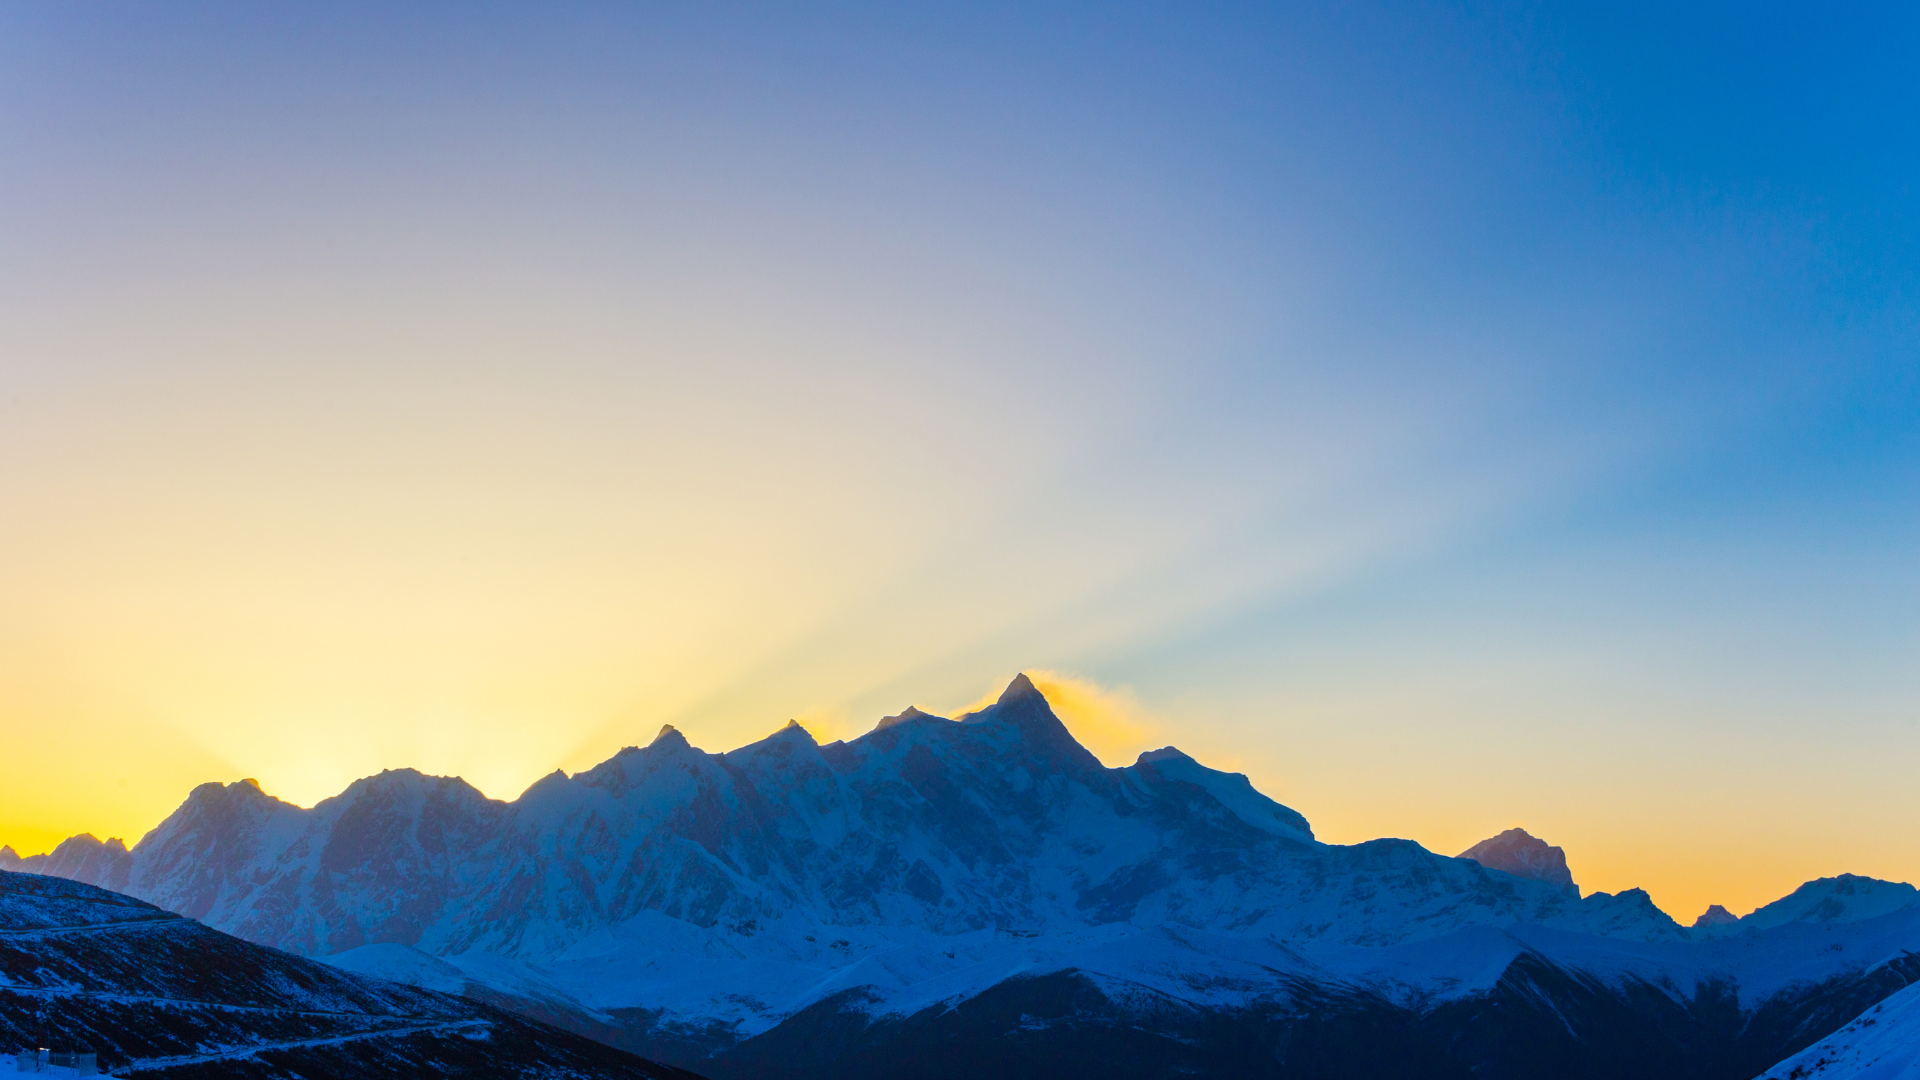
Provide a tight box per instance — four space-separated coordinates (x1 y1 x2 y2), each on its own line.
4 1 1919 931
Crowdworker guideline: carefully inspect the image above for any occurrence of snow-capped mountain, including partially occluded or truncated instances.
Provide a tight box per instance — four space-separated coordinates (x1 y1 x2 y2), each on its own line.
8 674 1920 1079
1743 876 1920 931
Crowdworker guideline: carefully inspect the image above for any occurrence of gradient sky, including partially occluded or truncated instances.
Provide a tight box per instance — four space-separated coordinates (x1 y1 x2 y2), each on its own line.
2 1 1916 923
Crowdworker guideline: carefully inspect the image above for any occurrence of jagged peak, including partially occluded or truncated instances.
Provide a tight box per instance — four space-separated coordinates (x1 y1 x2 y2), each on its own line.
186 777 278 805
334 769 495 809
723 720 823 764
1693 904 1737 928
1127 746 1316 842
1740 873 1920 929
1467 826 1538 848
50 833 127 855
352 768 434 790
517 768 572 802
1459 827 1579 898
961 673 1050 724
1808 872 1904 890
942 672 1104 775
876 705 945 731
999 672 1041 705
768 719 817 744
650 724 691 750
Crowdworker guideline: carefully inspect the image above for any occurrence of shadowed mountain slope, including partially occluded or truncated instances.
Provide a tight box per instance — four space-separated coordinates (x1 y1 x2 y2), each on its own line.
1755 978 1920 1079
0 869 701 1079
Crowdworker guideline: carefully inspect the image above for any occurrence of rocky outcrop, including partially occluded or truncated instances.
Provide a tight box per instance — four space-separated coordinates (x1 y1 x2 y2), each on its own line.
1459 826 1580 897
1693 903 1738 928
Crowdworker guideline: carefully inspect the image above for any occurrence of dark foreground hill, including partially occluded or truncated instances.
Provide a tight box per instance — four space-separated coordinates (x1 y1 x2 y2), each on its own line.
0 870 702 1079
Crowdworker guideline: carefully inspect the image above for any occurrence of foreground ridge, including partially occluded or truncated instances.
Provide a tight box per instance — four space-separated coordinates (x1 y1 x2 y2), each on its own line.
1757 980 1920 1079
0 869 701 1078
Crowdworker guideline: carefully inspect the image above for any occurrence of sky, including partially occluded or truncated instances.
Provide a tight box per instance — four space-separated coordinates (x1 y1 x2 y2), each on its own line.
1 1 1916 923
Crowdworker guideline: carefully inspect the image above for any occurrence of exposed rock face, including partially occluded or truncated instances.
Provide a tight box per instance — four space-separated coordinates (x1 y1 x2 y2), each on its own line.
1693 904 1738 928
1459 827 1580 898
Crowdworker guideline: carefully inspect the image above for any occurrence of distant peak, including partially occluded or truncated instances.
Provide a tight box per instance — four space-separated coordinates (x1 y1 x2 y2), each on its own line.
650 724 690 750
998 673 1041 705
1692 904 1738 928
367 768 428 785
221 777 273 800
179 778 281 811
1136 746 1192 765
1459 827 1578 897
774 720 817 743
519 768 572 801
877 705 942 731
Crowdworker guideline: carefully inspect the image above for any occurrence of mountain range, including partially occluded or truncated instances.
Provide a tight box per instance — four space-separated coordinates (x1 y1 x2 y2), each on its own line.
6 674 1918 1078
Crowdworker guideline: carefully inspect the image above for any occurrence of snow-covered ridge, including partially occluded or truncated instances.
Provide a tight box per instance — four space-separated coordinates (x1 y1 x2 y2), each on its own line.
2 675 1685 959
6 674 1919 1077
1756 979 1920 1079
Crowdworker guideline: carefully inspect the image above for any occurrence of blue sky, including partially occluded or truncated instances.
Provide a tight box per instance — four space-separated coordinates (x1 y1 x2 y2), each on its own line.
0 0 1915 918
